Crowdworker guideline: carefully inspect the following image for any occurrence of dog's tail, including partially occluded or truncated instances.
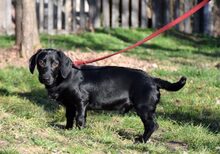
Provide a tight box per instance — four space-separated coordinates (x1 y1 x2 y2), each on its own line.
153 76 187 91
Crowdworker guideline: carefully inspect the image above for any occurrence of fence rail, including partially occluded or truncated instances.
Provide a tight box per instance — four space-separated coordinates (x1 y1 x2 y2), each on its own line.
0 0 216 36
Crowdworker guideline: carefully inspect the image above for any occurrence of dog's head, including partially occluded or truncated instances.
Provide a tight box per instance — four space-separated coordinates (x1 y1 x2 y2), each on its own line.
29 48 72 86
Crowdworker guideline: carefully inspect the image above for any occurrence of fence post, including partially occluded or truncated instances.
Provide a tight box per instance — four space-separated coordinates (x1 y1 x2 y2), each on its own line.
103 0 110 28
88 0 101 29
184 0 192 33
179 1 185 32
0 0 13 35
72 0 77 32
193 0 201 33
164 0 170 24
65 0 72 33
112 0 120 28
203 0 214 35
152 0 163 28
6 0 12 34
212 0 220 37
121 0 129 28
48 0 54 34
0 0 6 34
174 0 180 30
39 0 44 33
174 0 184 32
140 0 147 28
131 0 139 28
80 0 86 30
57 0 62 32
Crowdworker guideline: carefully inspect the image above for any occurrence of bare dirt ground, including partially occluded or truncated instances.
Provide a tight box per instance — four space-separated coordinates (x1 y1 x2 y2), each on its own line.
0 48 161 72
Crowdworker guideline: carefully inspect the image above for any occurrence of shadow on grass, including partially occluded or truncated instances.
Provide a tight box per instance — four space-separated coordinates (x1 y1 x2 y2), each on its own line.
41 29 220 61
195 50 220 58
96 29 140 44
0 87 219 134
41 36 114 52
166 30 220 48
42 32 191 55
98 29 220 59
0 88 60 113
157 111 220 133
17 89 60 113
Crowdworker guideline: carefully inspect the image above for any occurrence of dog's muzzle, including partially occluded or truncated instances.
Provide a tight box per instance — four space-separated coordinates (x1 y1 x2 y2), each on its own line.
39 76 54 86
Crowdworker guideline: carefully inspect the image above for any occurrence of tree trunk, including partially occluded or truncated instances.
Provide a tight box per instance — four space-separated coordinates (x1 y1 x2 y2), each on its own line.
15 0 41 58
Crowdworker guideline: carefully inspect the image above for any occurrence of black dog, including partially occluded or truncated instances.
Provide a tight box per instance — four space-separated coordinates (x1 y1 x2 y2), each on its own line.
29 48 186 143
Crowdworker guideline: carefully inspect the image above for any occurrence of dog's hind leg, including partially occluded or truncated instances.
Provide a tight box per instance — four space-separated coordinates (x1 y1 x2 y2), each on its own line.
135 105 158 143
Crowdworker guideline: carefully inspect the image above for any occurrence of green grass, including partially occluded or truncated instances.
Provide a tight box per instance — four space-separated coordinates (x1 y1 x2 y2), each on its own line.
0 36 15 48
0 28 220 153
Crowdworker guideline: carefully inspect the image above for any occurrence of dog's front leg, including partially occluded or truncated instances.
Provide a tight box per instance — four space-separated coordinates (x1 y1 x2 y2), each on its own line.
76 102 87 129
65 106 76 129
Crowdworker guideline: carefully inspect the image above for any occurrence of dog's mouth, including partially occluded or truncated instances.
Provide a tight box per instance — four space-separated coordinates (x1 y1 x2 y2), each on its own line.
44 81 53 86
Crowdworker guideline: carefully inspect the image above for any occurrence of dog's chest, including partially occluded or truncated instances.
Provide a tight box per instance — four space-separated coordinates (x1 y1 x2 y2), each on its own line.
47 87 74 102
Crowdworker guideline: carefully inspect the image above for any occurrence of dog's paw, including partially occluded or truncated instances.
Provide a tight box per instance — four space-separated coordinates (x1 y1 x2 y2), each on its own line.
134 135 152 144
134 135 145 144
76 123 86 130
65 125 74 130
48 93 59 100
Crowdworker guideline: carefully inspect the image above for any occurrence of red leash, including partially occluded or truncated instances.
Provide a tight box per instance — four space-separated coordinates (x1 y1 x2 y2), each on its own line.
73 0 210 66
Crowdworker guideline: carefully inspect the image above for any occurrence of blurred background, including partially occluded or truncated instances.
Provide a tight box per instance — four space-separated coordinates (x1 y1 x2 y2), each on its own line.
0 0 219 36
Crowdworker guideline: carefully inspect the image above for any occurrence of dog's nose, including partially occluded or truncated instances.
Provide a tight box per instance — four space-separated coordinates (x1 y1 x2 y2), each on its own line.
42 74 50 81
43 78 50 83
43 77 50 80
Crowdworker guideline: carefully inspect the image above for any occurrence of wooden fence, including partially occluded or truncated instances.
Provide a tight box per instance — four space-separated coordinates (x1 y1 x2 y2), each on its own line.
0 0 217 36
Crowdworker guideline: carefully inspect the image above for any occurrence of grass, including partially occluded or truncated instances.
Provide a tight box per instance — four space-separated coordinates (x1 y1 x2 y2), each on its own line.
0 28 220 153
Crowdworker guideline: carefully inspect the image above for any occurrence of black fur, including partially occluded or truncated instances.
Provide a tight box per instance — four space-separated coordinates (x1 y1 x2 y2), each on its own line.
29 48 187 143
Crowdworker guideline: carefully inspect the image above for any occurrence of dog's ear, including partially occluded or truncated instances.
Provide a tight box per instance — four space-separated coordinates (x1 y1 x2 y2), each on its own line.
29 49 42 74
57 51 72 78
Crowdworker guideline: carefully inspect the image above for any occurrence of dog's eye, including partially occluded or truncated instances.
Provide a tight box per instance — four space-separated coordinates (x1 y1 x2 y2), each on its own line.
52 62 59 68
39 60 46 67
